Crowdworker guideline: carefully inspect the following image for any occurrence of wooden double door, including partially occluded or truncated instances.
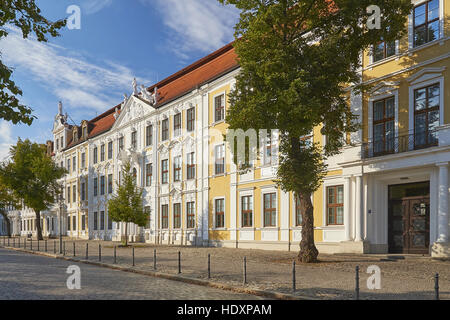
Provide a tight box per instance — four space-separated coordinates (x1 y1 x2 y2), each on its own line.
388 196 430 254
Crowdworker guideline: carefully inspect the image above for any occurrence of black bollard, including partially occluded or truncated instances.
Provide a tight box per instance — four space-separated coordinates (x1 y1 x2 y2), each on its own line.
18 237 20 248
99 244 101 262
86 243 89 260
73 242 76 257
132 247 135 267
208 254 211 279
114 246 117 264
54 240 56 254
178 251 181 274
292 261 296 292
37 239 39 251
435 273 439 300
45 240 47 252
355 266 360 300
243 257 247 285
31 239 33 251
63 242 66 256
153 249 156 270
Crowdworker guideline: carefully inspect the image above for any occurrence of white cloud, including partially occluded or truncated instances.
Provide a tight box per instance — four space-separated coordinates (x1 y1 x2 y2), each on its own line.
146 0 239 58
0 27 150 113
81 0 113 15
0 121 14 162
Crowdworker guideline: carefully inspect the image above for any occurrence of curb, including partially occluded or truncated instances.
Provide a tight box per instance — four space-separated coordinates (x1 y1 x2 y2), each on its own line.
0 246 313 300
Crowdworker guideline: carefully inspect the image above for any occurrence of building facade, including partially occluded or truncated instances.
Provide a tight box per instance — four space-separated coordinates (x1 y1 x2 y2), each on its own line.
5 0 449 257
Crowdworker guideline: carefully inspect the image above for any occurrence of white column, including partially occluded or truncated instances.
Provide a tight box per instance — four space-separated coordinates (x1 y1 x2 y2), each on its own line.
355 175 363 242
437 162 449 243
344 176 352 241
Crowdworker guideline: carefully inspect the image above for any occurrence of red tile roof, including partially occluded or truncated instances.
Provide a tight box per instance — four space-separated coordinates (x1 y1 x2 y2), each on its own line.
63 42 239 151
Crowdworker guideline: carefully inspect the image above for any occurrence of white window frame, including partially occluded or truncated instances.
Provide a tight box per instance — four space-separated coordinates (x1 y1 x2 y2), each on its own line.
172 202 182 230
213 91 226 124
321 178 346 229
239 190 254 229
368 40 400 66
260 186 278 229
408 0 445 50
214 143 225 176
212 196 226 230
368 89 399 153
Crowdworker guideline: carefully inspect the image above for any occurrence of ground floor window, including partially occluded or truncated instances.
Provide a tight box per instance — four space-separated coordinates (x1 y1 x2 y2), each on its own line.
241 195 253 227
94 212 98 230
215 198 225 228
161 205 168 229
187 202 195 229
295 194 302 226
263 193 277 227
327 185 344 225
173 203 181 229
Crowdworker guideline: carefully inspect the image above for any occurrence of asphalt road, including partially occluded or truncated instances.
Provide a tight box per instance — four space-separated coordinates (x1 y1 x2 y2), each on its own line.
0 248 265 300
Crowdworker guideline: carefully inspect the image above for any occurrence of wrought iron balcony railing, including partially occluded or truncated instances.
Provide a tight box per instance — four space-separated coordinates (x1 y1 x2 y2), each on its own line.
362 129 438 159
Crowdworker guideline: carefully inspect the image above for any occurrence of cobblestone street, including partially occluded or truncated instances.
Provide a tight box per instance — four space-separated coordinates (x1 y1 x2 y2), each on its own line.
0 248 265 300
1 238 449 300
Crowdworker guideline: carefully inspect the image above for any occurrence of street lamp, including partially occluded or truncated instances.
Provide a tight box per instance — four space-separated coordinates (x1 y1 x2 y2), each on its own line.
59 193 64 254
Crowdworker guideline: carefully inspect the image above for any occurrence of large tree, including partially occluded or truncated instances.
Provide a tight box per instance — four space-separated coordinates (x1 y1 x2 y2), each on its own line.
0 0 66 124
108 162 148 246
0 139 66 240
219 0 413 262
0 179 19 237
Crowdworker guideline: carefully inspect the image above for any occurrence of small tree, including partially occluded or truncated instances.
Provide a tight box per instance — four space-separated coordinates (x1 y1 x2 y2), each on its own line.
0 0 66 125
0 139 66 240
108 162 148 246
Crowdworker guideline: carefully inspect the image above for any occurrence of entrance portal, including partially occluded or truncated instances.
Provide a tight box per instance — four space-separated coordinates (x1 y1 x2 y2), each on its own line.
388 182 430 254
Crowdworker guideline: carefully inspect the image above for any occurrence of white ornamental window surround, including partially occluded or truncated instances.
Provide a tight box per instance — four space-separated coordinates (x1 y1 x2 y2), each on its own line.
260 186 278 229
239 189 254 229
212 196 226 230
407 68 445 150
368 84 400 153
408 0 445 50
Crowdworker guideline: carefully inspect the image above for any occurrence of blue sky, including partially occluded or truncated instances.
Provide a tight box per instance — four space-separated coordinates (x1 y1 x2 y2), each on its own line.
0 0 239 160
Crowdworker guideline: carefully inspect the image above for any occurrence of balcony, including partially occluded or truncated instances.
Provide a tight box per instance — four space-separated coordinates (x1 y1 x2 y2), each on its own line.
362 129 439 159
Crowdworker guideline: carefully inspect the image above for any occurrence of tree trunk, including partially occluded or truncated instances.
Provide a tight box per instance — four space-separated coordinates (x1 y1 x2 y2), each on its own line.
0 211 11 238
298 192 319 263
35 210 43 240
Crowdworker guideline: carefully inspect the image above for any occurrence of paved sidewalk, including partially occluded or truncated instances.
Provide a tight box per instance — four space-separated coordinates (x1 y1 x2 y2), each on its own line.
1 237 449 300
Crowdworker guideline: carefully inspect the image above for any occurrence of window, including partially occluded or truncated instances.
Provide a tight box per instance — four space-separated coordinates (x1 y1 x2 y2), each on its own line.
373 96 395 154
146 125 153 146
144 206 151 228
327 185 344 225
82 215 86 231
373 39 395 63
93 177 98 197
93 147 98 164
83 126 87 139
67 187 71 204
187 107 195 132
146 163 152 186
295 195 302 226
108 212 112 230
108 174 113 194
414 83 440 147
162 119 169 141
72 156 76 172
94 212 98 230
174 113 181 137
187 202 195 229
56 139 59 150
60 137 63 149
72 216 77 231
131 131 137 149
263 193 277 227
119 137 124 151
215 144 225 175
100 211 105 230
101 144 105 162
68 216 71 231
161 204 168 229
215 199 225 228
214 94 225 122
81 182 86 201
414 0 440 47
241 196 253 228
173 203 181 229
67 159 71 173
81 153 86 168
100 176 105 195
187 152 195 180
108 141 113 159
161 160 168 184
173 156 181 182
72 185 76 203
264 132 273 165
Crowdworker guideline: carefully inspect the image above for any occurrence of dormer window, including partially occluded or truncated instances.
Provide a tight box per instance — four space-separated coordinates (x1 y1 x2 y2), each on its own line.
73 128 78 143
82 124 88 139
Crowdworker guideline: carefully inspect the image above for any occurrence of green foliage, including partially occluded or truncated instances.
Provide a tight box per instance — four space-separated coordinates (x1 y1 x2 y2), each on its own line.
0 0 66 125
219 0 412 195
107 162 148 228
0 139 66 212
